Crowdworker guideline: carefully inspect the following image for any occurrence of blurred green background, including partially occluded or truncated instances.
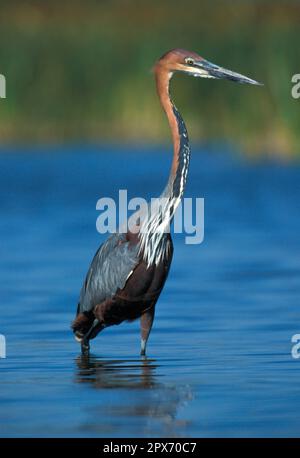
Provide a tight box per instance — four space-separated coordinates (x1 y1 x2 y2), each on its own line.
0 0 299 157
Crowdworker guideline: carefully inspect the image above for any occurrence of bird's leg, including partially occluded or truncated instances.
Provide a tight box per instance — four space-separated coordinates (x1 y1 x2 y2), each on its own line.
81 339 90 355
81 319 100 355
140 306 155 356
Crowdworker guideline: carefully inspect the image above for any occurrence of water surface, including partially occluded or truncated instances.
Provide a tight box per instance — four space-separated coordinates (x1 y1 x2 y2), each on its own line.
0 146 300 437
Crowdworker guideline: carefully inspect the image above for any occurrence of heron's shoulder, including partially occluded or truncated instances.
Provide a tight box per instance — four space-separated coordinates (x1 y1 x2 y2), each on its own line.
93 232 137 262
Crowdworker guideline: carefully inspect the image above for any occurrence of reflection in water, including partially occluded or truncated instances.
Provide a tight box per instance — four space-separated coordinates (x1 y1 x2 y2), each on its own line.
74 355 194 437
75 355 158 389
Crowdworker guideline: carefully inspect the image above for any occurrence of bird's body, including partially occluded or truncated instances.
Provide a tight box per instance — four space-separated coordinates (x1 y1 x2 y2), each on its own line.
73 230 173 354
72 48 261 355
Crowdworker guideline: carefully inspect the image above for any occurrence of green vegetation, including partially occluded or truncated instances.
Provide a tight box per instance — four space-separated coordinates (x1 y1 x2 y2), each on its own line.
0 0 299 157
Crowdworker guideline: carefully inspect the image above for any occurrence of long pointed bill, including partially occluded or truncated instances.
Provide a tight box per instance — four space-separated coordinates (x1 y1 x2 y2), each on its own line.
195 59 263 85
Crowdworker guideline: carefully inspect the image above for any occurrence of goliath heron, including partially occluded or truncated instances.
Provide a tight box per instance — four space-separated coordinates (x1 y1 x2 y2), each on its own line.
72 48 261 355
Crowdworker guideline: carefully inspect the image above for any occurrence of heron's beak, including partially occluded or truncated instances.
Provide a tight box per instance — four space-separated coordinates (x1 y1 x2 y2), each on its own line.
190 59 263 86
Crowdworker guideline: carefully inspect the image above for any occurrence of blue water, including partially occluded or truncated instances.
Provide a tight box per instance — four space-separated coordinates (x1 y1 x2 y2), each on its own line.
0 146 300 438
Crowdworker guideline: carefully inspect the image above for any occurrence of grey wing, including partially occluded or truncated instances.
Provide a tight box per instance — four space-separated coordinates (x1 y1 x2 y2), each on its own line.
78 233 139 313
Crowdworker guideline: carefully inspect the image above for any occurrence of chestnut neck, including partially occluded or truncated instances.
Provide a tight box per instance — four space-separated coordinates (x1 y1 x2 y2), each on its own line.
155 67 190 201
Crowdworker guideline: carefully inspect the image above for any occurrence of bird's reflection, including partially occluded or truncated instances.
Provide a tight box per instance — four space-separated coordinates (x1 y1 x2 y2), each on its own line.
74 354 193 437
75 354 158 389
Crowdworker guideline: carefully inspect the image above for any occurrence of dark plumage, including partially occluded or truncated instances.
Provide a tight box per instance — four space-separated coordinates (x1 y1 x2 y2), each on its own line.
72 231 173 353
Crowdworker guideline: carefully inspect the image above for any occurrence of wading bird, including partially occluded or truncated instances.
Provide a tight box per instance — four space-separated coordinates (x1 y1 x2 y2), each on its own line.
72 48 261 355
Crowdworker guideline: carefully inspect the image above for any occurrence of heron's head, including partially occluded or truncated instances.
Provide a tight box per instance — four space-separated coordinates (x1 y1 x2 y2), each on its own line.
155 48 262 85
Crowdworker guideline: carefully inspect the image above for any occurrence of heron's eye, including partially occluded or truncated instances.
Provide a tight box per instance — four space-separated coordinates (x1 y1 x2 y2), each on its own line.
185 58 195 66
